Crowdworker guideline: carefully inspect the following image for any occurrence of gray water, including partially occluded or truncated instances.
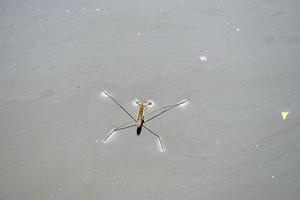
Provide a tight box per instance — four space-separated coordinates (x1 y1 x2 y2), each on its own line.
1 0 300 199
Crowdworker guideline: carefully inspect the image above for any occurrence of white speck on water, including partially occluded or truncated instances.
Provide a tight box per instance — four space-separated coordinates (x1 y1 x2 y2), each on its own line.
287 88 291 91
271 175 275 179
96 8 100 12
65 9 70 13
236 28 240 32
255 144 259 148
199 56 207 62
216 140 220 145
258 165 262 168
225 22 230 25
95 139 99 143
137 32 141 35
192 177 198 183
82 7 86 11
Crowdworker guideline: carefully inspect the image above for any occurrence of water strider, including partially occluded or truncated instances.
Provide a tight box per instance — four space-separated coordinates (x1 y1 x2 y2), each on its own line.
100 89 190 152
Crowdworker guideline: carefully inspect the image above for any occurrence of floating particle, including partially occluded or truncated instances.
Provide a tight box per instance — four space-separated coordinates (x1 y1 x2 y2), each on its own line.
281 112 289 120
96 8 100 12
65 9 70 13
236 28 240 32
199 56 207 62
82 7 86 11
225 22 230 25
192 177 198 183
137 32 141 35
271 175 275 179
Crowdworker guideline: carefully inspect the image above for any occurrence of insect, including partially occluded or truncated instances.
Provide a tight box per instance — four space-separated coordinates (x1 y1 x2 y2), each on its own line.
100 89 190 152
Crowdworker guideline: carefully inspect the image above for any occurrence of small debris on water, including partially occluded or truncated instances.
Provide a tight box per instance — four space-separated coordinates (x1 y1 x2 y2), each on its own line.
199 56 207 62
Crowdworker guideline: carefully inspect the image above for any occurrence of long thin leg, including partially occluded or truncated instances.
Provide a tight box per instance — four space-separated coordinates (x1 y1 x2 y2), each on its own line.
143 125 165 152
101 89 137 122
103 124 136 143
145 99 190 123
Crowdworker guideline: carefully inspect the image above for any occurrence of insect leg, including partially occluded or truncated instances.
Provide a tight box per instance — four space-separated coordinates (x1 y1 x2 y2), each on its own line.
103 123 136 143
143 125 165 152
145 99 190 123
101 89 137 122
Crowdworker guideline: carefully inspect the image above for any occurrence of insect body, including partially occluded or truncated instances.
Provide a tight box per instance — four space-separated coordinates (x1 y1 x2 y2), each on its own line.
135 99 152 135
100 89 189 152
136 103 144 135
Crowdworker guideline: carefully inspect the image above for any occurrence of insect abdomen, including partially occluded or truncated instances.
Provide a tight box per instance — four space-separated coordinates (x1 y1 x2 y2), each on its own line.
136 120 144 135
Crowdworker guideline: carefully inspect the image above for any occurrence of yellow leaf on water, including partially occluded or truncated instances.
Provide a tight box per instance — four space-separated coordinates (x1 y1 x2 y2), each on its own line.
281 112 289 120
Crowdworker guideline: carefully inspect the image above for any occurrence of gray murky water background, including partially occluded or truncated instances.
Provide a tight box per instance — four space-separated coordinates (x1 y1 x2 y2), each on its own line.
1 0 300 199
